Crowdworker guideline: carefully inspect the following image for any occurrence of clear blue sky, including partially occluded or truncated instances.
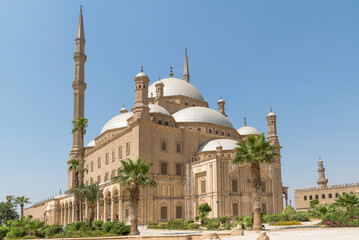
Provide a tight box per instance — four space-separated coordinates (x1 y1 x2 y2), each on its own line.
0 0 358 209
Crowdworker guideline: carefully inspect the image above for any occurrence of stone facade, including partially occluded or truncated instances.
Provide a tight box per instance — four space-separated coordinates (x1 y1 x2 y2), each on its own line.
295 159 359 211
25 9 287 225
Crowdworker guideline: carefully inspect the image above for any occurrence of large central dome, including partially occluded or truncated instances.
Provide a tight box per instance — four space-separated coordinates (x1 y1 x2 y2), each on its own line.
148 78 204 101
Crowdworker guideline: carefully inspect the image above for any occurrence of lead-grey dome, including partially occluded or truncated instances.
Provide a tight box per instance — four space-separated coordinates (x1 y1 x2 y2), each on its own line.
172 107 234 128
148 78 204 101
237 126 260 136
198 139 238 152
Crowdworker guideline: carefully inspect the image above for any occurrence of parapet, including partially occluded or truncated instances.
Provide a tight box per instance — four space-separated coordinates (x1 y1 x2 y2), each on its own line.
295 182 359 192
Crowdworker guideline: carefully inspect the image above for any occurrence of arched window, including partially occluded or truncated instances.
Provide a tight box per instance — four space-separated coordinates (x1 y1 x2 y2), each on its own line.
304 196 307 201
335 193 339 198
176 144 181 153
322 194 325 199
158 120 162 125
309 195 313 200
315 195 318 200
209 129 213 134
221 131 225 136
328 193 332 198
165 121 169 126
215 130 219 135
161 141 166 151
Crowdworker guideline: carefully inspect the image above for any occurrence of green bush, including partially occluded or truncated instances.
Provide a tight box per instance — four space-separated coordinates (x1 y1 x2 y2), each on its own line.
168 220 187 230
6 227 27 239
243 215 253 228
222 222 232 230
157 222 168 229
65 222 89 231
93 219 104 231
322 207 359 227
294 212 310 222
206 221 220 230
103 221 116 233
0 226 9 239
263 214 284 223
147 222 158 229
44 224 63 238
282 206 296 221
275 220 302 226
233 216 244 222
219 216 229 223
185 219 195 224
109 222 130 236
187 223 200 230
310 199 319 208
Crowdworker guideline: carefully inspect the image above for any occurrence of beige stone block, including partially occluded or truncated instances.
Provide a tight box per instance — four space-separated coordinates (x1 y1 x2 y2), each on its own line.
256 231 269 240
200 232 220 240
230 225 244 236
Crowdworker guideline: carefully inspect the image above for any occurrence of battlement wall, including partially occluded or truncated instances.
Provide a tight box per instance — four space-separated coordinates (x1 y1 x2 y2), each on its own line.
295 182 359 192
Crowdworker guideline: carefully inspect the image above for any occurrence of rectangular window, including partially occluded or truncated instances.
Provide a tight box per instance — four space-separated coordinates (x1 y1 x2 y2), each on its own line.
233 203 239 216
160 162 168 175
261 181 266 193
91 161 94 172
176 164 182 176
111 170 116 179
176 206 183 219
105 153 109 165
161 206 167 220
112 150 115 162
161 140 167 151
97 157 101 168
104 172 109 182
97 175 101 183
201 180 206 194
86 164 89 174
126 142 130 155
118 146 123 159
232 179 238 192
176 144 181 153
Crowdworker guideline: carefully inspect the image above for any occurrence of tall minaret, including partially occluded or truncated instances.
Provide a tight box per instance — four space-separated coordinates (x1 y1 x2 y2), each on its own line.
217 97 227 116
131 67 151 122
183 48 190 82
317 157 328 188
267 107 279 145
70 6 87 158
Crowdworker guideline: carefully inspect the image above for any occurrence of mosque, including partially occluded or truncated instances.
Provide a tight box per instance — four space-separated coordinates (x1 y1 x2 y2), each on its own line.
25 9 287 225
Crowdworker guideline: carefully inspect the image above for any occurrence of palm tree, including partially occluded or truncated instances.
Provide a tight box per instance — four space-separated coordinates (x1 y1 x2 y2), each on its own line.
232 133 280 230
68 158 81 221
6 195 15 203
334 193 359 211
70 184 102 227
71 117 88 186
14 196 31 217
112 157 156 235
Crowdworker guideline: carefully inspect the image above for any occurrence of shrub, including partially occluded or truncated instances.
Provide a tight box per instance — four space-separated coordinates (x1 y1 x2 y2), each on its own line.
263 214 284 224
206 221 220 230
110 222 130 236
93 219 104 231
0 226 9 239
282 206 296 221
185 219 195 224
310 199 319 208
222 222 232 230
157 222 168 229
243 215 253 228
275 220 302 226
294 212 310 222
322 207 359 227
219 216 229 224
65 222 89 231
233 216 244 222
168 220 187 230
6 227 27 239
147 222 158 229
103 221 116 233
198 203 212 225
44 224 63 238
187 223 200 230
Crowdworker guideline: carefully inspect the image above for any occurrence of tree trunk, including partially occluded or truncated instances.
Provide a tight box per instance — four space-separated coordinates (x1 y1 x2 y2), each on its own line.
21 204 24 217
251 160 262 231
89 206 95 228
129 185 140 235
79 129 85 186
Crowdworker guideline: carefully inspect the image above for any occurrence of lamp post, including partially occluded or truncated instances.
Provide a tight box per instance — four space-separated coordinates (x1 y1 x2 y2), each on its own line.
216 200 219 223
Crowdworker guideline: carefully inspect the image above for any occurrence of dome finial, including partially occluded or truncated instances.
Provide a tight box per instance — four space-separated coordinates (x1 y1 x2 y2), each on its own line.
185 48 187 55
80 5 82 14
244 117 247 126
141 66 143 72
169 66 174 77
270 107 272 112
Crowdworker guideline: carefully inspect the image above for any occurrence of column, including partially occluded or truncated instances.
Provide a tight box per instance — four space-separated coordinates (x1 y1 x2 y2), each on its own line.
110 198 114 221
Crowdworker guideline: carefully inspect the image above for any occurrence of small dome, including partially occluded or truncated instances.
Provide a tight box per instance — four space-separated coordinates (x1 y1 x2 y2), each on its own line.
237 126 260 136
148 104 170 116
172 107 234 128
148 78 204 101
217 98 225 103
267 111 276 117
100 112 134 134
136 72 148 78
86 140 95 147
198 139 238 152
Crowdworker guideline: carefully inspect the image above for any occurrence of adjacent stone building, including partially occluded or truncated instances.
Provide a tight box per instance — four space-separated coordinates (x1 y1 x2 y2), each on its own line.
25 9 287 225
295 158 359 211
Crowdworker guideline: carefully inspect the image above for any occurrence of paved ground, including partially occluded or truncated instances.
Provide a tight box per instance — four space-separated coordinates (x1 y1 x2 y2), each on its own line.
139 226 359 240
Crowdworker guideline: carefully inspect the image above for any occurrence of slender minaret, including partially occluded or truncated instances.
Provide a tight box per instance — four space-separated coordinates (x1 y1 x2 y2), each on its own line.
317 157 328 188
267 107 279 145
131 66 151 122
183 48 190 82
155 78 164 98
70 6 87 158
217 97 227 116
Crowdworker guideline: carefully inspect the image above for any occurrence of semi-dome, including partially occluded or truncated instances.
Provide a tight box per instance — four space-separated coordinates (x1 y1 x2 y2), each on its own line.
198 139 238 152
100 104 170 134
86 140 95 147
237 126 261 136
172 107 234 128
148 104 170 115
148 78 204 101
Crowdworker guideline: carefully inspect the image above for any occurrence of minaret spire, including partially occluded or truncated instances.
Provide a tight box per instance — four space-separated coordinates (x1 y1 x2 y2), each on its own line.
317 157 328 188
76 5 85 40
183 48 190 82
